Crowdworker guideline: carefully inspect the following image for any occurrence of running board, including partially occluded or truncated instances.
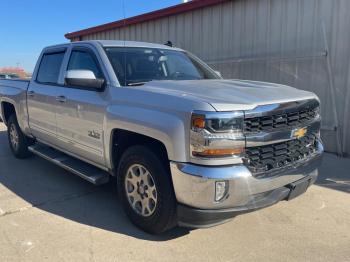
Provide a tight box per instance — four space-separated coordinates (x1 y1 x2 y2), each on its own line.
28 144 110 185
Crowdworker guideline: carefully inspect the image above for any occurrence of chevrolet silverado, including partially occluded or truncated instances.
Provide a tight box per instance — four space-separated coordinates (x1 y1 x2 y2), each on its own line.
0 41 323 234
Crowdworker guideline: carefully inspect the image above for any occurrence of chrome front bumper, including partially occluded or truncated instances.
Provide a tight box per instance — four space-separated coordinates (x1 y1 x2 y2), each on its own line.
170 141 323 226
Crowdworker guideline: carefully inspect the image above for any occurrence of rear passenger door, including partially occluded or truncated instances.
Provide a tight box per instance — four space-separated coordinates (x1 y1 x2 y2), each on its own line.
55 47 108 167
27 49 66 144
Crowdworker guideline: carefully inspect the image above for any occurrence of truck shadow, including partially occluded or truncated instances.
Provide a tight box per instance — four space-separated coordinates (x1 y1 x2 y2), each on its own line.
315 153 350 194
0 129 190 241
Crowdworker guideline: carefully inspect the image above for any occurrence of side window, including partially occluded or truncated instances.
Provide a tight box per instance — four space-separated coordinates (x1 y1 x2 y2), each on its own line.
67 50 103 79
37 52 65 84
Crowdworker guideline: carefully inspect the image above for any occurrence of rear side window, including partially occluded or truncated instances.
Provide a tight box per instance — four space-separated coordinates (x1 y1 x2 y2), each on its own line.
67 50 103 79
37 52 65 84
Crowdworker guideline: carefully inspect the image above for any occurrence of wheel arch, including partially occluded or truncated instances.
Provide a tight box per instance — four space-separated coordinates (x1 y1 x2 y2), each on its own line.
110 129 170 176
1 101 16 126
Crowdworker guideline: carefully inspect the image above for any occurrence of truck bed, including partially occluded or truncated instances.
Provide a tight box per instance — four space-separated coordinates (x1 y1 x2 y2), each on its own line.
0 79 30 124
0 79 30 90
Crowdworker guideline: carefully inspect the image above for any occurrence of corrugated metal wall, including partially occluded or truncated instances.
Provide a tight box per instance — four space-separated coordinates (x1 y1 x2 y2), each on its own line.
80 0 350 156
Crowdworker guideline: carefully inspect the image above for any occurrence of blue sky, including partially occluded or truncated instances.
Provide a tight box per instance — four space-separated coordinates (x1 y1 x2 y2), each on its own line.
0 0 180 72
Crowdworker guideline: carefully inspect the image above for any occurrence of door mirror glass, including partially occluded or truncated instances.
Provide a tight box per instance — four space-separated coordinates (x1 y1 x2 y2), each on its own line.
65 70 105 89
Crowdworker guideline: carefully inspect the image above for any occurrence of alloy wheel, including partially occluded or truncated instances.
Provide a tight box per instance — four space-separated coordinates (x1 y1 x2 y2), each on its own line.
9 124 19 151
124 164 158 217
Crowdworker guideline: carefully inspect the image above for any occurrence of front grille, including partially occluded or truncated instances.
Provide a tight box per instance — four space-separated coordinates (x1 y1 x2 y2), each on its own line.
244 105 319 133
244 134 318 176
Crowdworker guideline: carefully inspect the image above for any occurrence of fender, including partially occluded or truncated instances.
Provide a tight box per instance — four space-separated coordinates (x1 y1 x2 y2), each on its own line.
104 104 189 169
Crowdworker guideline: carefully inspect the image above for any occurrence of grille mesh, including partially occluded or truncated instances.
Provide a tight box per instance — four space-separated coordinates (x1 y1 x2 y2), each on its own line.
244 134 318 176
244 107 318 133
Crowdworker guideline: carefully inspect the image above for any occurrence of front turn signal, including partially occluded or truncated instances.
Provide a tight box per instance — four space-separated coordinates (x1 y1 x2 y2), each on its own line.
192 148 244 158
192 114 206 129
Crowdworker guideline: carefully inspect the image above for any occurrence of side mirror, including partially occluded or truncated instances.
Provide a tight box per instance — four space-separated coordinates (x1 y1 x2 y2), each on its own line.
65 70 105 89
215 71 222 78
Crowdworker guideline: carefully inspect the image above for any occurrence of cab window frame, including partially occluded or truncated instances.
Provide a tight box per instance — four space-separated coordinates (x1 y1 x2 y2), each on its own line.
35 48 67 86
65 47 106 91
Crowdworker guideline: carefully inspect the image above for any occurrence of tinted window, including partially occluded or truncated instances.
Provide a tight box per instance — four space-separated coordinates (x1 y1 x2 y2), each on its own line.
104 47 219 86
37 52 65 84
67 50 103 79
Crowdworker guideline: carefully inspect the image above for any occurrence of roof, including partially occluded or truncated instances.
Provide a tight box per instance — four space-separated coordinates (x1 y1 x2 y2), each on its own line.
97 40 183 51
65 0 230 40
44 40 183 51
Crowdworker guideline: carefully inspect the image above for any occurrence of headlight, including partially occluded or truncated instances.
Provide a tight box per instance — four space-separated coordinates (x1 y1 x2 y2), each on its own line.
190 111 245 159
314 106 321 119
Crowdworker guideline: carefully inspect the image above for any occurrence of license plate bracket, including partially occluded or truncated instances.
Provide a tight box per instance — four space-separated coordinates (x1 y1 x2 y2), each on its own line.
286 178 311 201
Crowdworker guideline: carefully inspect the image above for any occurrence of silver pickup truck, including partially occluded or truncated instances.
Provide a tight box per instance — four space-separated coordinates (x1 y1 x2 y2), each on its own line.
0 41 323 234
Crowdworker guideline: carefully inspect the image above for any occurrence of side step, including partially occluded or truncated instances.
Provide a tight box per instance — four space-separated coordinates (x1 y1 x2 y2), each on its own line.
28 144 110 185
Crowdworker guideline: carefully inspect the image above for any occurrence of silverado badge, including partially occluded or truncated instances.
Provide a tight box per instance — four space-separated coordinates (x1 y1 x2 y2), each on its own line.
291 127 307 139
88 130 101 140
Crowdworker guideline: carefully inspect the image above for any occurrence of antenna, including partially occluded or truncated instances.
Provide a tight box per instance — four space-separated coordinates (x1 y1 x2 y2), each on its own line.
164 41 173 47
122 0 127 86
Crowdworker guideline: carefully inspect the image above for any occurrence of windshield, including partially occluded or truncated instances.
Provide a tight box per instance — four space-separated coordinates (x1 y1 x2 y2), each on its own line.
104 47 219 86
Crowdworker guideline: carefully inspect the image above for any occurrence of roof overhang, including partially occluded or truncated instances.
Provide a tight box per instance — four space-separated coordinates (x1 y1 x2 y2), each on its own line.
65 0 230 40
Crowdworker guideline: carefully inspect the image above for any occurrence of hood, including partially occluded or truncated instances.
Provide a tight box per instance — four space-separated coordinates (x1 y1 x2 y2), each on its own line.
139 79 318 111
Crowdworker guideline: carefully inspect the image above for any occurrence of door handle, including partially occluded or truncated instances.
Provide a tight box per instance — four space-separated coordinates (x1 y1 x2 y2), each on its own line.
56 95 67 103
28 90 35 97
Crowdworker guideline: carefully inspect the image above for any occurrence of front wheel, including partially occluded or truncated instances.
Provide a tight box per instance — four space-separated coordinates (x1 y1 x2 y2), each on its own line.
118 145 177 234
7 114 34 159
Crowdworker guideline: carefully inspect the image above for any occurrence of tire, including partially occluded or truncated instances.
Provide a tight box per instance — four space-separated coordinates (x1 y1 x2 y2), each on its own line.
7 114 34 159
118 145 177 234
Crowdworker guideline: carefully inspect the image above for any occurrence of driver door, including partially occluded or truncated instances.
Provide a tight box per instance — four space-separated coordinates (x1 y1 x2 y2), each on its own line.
55 47 108 167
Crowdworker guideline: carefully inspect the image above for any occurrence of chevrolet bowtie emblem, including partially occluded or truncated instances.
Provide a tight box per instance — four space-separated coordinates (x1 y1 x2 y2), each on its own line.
292 127 307 139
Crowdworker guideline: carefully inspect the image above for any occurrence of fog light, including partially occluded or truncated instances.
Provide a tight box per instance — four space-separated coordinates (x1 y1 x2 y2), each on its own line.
215 181 228 202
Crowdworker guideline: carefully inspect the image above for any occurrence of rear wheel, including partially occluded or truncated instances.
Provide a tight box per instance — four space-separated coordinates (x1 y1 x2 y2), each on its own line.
118 145 177 234
7 114 34 158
